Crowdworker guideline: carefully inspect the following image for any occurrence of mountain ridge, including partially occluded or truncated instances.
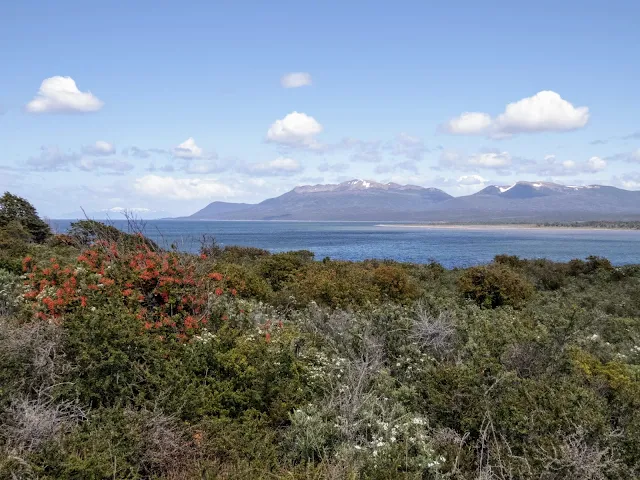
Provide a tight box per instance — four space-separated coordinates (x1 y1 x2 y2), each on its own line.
180 179 640 222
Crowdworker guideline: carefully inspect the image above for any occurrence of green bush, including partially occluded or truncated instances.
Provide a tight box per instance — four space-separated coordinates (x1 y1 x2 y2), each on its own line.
457 263 534 308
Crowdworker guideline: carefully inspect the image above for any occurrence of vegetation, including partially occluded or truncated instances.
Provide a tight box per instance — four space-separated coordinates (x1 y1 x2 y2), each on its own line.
537 221 640 230
1 194 639 478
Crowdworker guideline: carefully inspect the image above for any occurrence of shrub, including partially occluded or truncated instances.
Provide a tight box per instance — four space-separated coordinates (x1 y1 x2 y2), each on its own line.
0 192 51 243
0 268 21 316
68 219 158 251
371 264 420 302
457 263 534 308
221 245 271 262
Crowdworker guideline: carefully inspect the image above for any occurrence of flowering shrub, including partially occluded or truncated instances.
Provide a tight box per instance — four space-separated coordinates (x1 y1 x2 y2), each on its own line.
21 241 230 341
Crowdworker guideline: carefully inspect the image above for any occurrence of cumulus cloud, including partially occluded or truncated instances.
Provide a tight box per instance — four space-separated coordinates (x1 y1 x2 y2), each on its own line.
457 174 488 185
281 72 312 88
82 141 116 156
26 76 104 113
586 156 607 172
244 157 302 176
134 175 238 200
442 91 589 137
266 111 323 148
173 137 204 159
443 112 493 135
468 151 512 168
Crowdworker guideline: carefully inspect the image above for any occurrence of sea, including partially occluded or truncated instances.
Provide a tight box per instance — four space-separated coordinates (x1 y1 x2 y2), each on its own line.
50 220 640 269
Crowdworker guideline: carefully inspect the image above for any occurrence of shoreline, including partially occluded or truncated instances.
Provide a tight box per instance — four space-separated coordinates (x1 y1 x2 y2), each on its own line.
375 224 640 232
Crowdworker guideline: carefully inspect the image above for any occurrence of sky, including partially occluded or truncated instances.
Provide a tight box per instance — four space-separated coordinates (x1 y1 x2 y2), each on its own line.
1 0 639 218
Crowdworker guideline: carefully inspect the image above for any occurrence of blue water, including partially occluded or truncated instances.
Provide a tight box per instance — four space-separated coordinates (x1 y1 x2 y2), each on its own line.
50 220 640 268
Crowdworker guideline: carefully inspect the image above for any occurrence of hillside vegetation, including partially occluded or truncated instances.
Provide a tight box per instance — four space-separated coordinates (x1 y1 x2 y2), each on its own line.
1 193 639 479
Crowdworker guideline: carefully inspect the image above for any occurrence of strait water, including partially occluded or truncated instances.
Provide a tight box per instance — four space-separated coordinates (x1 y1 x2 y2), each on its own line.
51 220 640 269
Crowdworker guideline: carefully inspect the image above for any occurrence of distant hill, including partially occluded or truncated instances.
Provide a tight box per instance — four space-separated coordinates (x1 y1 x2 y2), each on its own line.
179 179 640 222
187 201 253 219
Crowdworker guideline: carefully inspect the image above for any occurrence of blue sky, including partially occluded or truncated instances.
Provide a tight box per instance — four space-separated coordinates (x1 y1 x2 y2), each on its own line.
1 0 639 218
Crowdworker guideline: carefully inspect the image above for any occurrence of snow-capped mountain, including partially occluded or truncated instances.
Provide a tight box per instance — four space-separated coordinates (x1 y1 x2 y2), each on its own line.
181 179 640 222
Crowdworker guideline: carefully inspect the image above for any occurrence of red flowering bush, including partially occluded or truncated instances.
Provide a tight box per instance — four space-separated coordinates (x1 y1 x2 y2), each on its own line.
22 241 231 341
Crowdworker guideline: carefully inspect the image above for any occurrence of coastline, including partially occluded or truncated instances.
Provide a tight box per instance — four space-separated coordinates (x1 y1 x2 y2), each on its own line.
375 224 640 232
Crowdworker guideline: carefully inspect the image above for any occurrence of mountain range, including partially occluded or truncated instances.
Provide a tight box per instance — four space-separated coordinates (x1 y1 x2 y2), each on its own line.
181 179 640 223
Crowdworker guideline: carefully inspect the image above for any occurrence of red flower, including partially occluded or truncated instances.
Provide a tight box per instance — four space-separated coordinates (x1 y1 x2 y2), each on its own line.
215 288 223 296
208 272 223 281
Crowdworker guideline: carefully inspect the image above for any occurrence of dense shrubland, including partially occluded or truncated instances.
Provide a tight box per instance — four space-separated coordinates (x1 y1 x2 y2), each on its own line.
1 192 639 479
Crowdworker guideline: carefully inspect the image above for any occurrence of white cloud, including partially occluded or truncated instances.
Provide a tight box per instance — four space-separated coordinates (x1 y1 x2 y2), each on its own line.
457 174 488 185
616 173 640 190
495 91 589 133
82 141 116 156
442 91 589 137
440 150 511 170
27 146 80 171
78 157 133 173
531 154 607 176
375 161 418 174
281 72 312 88
266 111 323 147
387 133 428 160
26 76 104 113
468 151 512 168
183 160 227 174
134 175 238 200
103 207 151 213
245 157 302 176
443 112 492 135
586 156 607 172
173 137 203 159
318 162 349 173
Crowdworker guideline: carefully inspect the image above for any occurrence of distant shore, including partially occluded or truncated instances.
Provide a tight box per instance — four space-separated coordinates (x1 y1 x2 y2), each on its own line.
375 223 640 231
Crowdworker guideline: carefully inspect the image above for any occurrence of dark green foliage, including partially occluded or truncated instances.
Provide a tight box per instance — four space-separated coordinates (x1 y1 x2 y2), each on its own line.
68 219 159 250
0 192 51 244
457 263 535 308
256 251 314 291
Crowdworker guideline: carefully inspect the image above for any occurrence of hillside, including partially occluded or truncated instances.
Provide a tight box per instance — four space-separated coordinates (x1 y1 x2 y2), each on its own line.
183 180 640 222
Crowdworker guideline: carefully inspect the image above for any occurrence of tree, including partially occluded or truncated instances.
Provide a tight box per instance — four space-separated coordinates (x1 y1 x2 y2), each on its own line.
0 192 51 243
